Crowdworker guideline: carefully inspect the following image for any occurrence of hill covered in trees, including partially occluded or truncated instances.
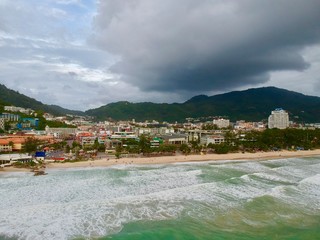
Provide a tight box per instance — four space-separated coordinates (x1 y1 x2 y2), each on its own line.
0 84 83 116
2 84 320 123
86 87 320 122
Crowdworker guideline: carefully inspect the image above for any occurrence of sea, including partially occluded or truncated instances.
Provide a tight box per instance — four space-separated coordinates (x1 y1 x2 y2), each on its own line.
0 156 319 240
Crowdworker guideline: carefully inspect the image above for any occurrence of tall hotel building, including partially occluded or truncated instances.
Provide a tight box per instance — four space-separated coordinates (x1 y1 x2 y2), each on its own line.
268 108 289 129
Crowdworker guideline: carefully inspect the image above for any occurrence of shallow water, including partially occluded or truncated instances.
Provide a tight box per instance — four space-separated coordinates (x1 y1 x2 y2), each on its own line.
0 157 319 239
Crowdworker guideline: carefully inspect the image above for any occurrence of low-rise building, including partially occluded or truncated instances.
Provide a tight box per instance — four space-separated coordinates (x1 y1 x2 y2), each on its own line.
0 139 13 152
81 137 96 147
45 126 77 139
161 134 187 145
205 135 225 145
35 151 46 161
0 153 32 164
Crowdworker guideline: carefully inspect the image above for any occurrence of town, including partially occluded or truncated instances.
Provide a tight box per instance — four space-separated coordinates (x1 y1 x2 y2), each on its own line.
1 105 320 170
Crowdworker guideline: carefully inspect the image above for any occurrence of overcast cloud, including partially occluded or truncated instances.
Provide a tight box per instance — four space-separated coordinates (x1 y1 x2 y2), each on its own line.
1 0 320 110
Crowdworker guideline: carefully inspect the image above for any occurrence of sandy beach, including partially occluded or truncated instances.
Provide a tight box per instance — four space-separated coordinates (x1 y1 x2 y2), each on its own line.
1 149 320 173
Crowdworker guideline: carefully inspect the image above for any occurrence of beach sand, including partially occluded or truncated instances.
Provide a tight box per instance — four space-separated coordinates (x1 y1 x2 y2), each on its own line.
47 149 320 169
2 149 320 173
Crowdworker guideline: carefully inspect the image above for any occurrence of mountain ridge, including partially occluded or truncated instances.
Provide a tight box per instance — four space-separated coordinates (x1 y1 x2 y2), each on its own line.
86 86 320 122
1 83 320 122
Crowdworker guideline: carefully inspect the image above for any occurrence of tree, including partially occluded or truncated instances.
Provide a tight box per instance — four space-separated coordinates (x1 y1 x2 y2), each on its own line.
115 145 122 159
72 141 81 149
8 141 14 151
139 135 151 154
64 144 71 153
190 141 202 153
180 144 191 155
158 144 177 153
213 143 232 154
202 124 218 130
93 138 100 150
23 137 40 154
98 143 106 152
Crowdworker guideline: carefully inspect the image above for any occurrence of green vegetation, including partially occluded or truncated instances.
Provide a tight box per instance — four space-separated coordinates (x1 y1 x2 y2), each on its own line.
36 112 76 130
86 87 320 122
22 137 42 154
114 136 178 157
206 128 320 154
2 84 320 124
180 143 191 155
0 84 83 116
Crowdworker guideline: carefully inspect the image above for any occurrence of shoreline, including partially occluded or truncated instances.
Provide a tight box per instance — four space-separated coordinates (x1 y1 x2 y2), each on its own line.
1 149 320 173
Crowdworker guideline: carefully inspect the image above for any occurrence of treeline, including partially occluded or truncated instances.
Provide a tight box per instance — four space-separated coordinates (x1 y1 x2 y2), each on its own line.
211 128 320 154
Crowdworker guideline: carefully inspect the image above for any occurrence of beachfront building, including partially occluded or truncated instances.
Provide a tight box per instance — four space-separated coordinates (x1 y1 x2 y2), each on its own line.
0 153 32 164
0 139 13 152
213 118 230 128
150 137 163 147
35 151 46 161
161 134 187 145
268 108 289 129
0 135 55 151
201 135 225 146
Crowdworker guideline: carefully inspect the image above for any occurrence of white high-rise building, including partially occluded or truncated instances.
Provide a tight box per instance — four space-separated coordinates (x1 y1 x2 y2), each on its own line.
213 118 230 128
0 118 5 130
268 108 289 129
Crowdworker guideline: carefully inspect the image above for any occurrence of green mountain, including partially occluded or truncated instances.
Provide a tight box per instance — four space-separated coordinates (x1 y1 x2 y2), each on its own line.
2 84 319 122
0 84 83 116
86 87 320 122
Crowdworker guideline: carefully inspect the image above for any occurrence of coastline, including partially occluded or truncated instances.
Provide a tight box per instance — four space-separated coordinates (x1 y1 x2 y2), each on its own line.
2 149 320 173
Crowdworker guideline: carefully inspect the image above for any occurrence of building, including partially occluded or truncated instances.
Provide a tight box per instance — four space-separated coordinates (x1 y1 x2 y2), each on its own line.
0 118 5 130
81 137 96 147
268 108 289 129
0 139 13 152
110 132 137 140
213 118 230 129
0 135 55 151
161 134 187 145
45 126 77 138
35 151 46 161
150 137 163 147
0 113 20 122
201 135 225 146
0 153 32 164
4 106 33 114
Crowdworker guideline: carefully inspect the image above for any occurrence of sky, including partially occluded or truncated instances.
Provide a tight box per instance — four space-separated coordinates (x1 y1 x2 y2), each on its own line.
0 0 320 111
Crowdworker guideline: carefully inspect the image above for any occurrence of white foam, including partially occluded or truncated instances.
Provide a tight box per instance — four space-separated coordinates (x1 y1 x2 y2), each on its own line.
1 157 320 239
300 174 320 186
252 172 294 184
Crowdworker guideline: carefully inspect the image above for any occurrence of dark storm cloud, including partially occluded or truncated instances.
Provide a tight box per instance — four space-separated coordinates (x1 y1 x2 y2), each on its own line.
93 0 320 92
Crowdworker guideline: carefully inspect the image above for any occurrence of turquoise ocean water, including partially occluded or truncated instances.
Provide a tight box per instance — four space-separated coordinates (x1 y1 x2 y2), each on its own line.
0 157 319 239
